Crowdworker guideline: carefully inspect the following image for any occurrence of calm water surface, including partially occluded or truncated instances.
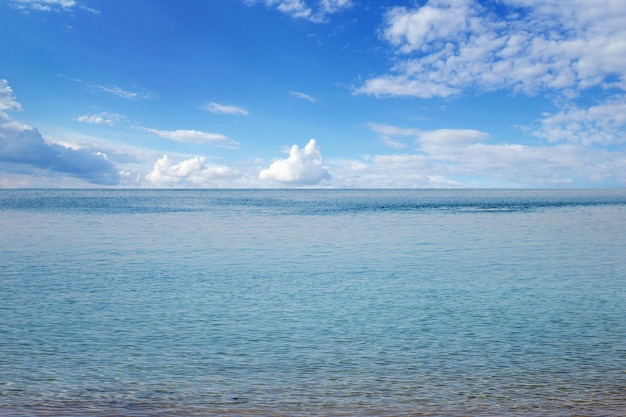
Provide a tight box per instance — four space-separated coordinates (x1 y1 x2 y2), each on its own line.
1 189 625 416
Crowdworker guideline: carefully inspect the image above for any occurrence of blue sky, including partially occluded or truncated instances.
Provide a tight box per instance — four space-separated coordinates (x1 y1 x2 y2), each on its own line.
1 0 625 188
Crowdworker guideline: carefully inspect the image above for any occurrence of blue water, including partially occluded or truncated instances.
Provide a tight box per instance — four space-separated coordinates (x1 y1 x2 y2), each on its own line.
1 189 625 416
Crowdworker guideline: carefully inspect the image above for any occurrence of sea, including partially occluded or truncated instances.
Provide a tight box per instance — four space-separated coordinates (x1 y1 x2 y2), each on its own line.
1 189 625 417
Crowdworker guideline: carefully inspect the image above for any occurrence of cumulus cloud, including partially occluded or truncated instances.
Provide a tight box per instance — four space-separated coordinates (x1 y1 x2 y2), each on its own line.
289 91 318 103
145 155 241 187
0 79 120 185
139 127 239 148
247 0 352 22
75 112 124 126
259 139 331 185
202 102 249 116
358 0 626 98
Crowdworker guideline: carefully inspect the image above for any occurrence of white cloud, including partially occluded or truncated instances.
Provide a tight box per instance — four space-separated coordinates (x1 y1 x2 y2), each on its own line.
277 0 312 19
202 102 249 116
139 127 239 148
358 76 460 99
289 90 317 103
12 0 97 13
0 116 30 135
13 0 75 11
247 0 352 22
367 123 489 152
259 139 331 185
0 81 28 135
320 0 351 14
532 95 626 146
418 129 491 157
358 0 626 98
367 123 420 149
145 155 241 187
0 79 23 112
74 112 124 126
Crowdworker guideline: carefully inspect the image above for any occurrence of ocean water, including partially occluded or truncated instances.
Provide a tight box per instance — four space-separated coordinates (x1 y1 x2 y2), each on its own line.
1 189 625 417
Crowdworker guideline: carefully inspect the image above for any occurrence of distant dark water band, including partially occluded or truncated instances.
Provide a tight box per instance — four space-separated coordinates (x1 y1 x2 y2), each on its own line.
2 402 626 417
2 189 626 215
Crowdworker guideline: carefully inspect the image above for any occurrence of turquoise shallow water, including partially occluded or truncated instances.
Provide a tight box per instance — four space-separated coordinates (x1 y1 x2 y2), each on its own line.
1 189 625 416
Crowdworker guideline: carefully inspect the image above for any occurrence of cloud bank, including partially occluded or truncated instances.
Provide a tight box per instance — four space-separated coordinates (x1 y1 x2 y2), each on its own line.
351 123 626 188
259 139 330 185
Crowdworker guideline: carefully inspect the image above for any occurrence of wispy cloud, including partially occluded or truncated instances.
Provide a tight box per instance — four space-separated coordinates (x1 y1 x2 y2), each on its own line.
139 127 239 148
202 102 249 116
289 90 317 103
60 76 157 100
74 112 125 126
94 84 157 101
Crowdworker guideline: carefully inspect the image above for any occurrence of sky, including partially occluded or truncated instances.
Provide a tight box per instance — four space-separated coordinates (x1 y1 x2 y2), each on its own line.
1 0 625 188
